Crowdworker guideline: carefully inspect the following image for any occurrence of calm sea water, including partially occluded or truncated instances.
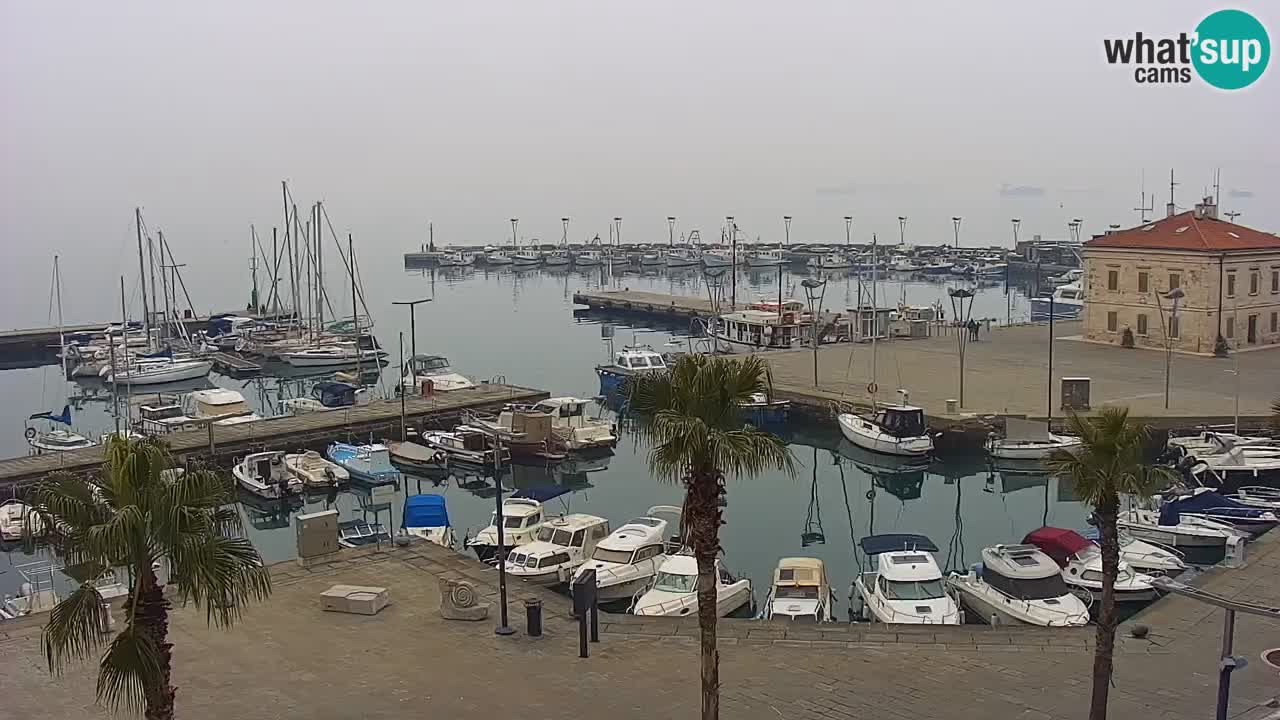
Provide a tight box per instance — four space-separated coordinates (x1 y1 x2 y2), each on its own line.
3 262 1084 604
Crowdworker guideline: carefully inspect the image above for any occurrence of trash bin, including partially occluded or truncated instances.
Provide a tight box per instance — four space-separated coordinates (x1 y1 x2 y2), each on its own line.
945 399 958 414
525 597 543 637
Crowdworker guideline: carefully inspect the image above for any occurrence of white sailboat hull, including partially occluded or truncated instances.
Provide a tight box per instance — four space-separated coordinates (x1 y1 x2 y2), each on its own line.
837 413 932 457
987 435 1082 460
108 359 213 385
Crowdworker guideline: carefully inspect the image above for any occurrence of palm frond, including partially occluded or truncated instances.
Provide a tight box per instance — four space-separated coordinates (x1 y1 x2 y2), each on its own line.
95 625 162 713
1045 408 1167 506
168 535 272 627
42 584 108 674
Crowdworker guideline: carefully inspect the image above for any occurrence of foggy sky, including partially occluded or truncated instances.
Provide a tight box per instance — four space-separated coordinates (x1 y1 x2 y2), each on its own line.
2 1 1276 325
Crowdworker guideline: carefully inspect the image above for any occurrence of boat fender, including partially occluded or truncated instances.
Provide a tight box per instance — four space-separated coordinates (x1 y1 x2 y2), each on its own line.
24 427 36 440
865 489 876 501
867 382 878 395
432 452 446 465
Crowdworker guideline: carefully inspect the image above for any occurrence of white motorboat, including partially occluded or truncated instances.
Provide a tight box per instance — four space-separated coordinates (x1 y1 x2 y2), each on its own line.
807 253 854 270
1078 527 1186 577
1050 269 1083 286
595 345 669 396
1188 447 1280 489
338 520 392 548
185 388 259 424
283 450 349 487
761 557 835 622
572 506 683 604
106 357 214 385
945 544 1090 627
385 440 448 473
745 248 785 267
632 552 752 618
837 393 933 458
1023 527 1158 603
485 249 515 266
528 397 617 451
504 513 611 586
663 248 700 268
1167 430 1277 456
402 493 455 548
232 451 303 499
466 497 546 562
0 500 45 541
436 249 477 267
986 418 1082 460
399 354 476 394
1117 507 1235 566
573 249 605 267
1233 486 1280 511
420 427 508 467
1030 282 1083 321
853 534 961 624
27 428 95 455
282 380 369 415
281 342 382 367
326 442 402 485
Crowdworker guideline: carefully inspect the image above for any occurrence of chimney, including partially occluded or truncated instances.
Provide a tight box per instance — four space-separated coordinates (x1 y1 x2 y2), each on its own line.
1166 201 1176 218
1193 194 1218 220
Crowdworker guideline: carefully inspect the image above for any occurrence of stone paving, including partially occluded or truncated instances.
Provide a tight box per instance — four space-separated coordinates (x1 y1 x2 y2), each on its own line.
2 533 1278 719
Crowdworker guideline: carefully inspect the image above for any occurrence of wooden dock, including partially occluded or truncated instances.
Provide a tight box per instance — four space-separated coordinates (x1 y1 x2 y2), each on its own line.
0 383 547 489
572 290 715 320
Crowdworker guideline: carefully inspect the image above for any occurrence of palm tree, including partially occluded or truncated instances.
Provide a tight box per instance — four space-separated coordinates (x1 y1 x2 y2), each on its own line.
625 354 794 720
1044 408 1175 720
23 436 271 720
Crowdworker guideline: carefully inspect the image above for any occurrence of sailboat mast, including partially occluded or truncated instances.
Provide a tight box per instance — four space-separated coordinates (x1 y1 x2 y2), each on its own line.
250 225 260 313
870 234 879 400
147 233 158 342
116 276 126 433
158 229 172 345
135 207 151 349
349 233 361 376
315 202 324 329
54 255 67 377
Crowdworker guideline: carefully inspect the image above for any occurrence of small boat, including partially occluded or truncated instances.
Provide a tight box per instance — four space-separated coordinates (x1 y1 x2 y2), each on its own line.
325 442 402 486
573 249 605 267
0 500 45 541
1023 527 1158 603
436 249 477 267
386 440 448 473
741 392 790 424
512 249 543 267
595 345 669 396
105 357 214 385
1078 527 1185 577
282 381 368 415
185 388 260 425
233 451 303 499
1050 269 1083 286
504 513 612 586
853 534 960 624
281 342 383 367
463 406 568 461
1167 430 1278 456
977 263 1008 278
402 493 455 547
837 392 933 457
807 253 854 270
466 496 548 562
1187 447 1280 490
1116 507 1235 566
528 397 616 451
544 249 571 267
663 248 700 268
1030 282 1084 321
485 249 515 266
572 506 683 604
338 519 392 548
986 418 1082 460
700 248 737 268
632 552 752 618
1158 488 1278 537
945 544 1090 627
1232 486 1280 511
745 248 785 267
420 427 508 467
638 250 664 267
399 354 476 394
761 557 835 622
25 405 94 455
283 450 349 488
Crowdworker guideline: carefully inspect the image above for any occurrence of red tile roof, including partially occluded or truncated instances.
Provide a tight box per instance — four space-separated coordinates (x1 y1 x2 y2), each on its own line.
1084 212 1280 252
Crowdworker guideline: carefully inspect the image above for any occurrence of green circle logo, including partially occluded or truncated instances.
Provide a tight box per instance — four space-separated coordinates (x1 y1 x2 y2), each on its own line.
1193 9 1270 90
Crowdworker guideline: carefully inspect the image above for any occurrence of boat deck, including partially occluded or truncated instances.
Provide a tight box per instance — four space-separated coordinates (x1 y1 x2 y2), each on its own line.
208 351 263 376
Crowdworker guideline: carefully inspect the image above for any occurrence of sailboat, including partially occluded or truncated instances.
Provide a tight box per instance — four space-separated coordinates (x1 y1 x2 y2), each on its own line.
25 405 93 454
836 236 934 457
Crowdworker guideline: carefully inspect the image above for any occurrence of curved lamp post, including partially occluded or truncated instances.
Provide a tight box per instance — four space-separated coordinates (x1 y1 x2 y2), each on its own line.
948 287 976 407
801 278 828 387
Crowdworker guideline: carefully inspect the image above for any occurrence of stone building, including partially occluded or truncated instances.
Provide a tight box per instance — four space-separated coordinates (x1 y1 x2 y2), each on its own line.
1082 197 1280 355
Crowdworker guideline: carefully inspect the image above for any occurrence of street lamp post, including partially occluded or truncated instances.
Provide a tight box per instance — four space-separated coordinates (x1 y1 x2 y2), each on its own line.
391 298 432 365
948 287 976 407
493 435 514 636
667 216 676 247
1154 287 1185 410
510 218 518 249
843 216 853 247
951 216 962 248
1009 219 1021 326
898 216 907 245
801 279 828 387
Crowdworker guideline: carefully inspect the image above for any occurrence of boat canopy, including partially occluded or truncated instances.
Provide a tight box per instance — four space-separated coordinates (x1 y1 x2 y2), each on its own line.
773 557 827 587
511 485 572 503
1022 527 1091 566
313 381 358 407
858 533 939 555
403 494 450 529
876 407 926 438
1159 488 1267 525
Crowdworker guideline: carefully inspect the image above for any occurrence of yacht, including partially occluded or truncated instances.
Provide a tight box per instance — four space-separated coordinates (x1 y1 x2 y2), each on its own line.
528 397 617 451
745 248 785 267
986 418 1082 460
504 514 611 586
232 451 303 499
0 500 45 541
399 354 476 394
283 450 349 488
1050 269 1083 286
401 493 455 548
105 356 214 385
466 496 546 562
663 248 700 268
325 442 402 486
837 392 933 457
853 534 961 624
945 544 1090 627
1030 282 1084 321
1117 507 1236 566
595 345 669 396
572 506 682 604
807 253 854 270
1158 488 1278 537
420 427 508 467
1023 527 1158 603
1078 527 1186 577
761 557 835 622
631 552 752 618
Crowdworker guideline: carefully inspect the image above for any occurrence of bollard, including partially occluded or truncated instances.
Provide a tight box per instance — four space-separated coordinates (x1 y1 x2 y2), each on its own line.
945 399 958 414
525 598 543 637
571 568 598 657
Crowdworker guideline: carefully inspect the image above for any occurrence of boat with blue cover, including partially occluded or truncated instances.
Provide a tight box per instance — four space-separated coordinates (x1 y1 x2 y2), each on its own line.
1160 488 1279 537
325 442 402 486
402 493 454 547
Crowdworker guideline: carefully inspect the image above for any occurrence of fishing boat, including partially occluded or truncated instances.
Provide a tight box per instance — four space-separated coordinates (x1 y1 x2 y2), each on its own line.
283 450 349 488
1117 507 1235 566
527 397 616 451
504 513 612 586
436 249 477 267
484 249 515 266
511 246 543 267
25 406 94 455
420 427 508 467
1078 527 1186 577
945 544 1090 627
632 552 752 618
233 451 303 499
708 309 804 351
325 442 402 486
0 500 44 541
402 493 455 547
745 248 785 267
1030 282 1084 321
761 557 835 622
338 520 392 548
807 253 854 270
595 345 669 395
399 354 476 394
853 534 961 624
466 496 549 562
105 357 214 385
837 392 933 457
573 248 606 267
1023 527 1158 603
282 381 368 415
700 247 737 268
385 440 448 473
544 248 571 266
663 248 700 268
986 418 1082 460
571 506 683 604
638 249 664 267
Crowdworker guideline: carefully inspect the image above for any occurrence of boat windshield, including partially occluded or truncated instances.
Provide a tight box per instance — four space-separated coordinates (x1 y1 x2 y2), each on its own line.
504 516 525 529
535 527 573 546
653 571 697 593
882 579 946 601
981 568 1071 600
591 547 634 564
775 586 820 600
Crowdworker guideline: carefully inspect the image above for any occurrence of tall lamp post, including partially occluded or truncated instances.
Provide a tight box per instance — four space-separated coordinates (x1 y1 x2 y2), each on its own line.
801 278 828 387
843 216 853 247
667 216 676 247
1154 287 1185 410
614 217 622 247
562 217 570 248
951 216 962 249
492 435 514 636
510 218 518 249
1009 218 1021 326
948 287 976 407
391 298 432 363
898 216 907 245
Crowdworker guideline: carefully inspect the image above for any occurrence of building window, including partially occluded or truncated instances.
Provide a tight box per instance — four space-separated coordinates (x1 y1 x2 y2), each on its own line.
1107 270 1118 291
1250 272 1259 295
1106 311 1118 332
1136 314 1148 335
1168 272 1180 290
1137 272 1149 293
1226 273 1236 298
1169 315 1180 339
1271 312 1278 333
1272 270 1279 293
1226 317 1234 339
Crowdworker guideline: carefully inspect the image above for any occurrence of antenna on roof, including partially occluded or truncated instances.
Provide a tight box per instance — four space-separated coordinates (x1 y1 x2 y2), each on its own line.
1133 171 1154 223
1214 168 1221 208
1167 168 1179 218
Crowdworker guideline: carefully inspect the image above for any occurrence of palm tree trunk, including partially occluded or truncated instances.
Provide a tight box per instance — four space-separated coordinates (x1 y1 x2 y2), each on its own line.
686 469 724 720
137 568 175 720
1090 498 1120 720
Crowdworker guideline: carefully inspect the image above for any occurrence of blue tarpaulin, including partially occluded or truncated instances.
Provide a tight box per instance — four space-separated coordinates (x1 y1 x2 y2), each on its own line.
858 533 939 555
1159 489 1269 525
403 494 450 529
28 405 72 426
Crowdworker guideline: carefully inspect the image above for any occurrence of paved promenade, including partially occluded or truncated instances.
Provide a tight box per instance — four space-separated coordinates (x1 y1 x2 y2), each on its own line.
4 530 1278 719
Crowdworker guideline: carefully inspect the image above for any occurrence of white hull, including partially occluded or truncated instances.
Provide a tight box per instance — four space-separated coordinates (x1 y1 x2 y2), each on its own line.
405 526 455 548
633 582 752 618
109 359 213 385
837 413 932 457
854 577 961 625
282 350 382 367
284 452 349 487
987 435 1082 460
946 578 1088 627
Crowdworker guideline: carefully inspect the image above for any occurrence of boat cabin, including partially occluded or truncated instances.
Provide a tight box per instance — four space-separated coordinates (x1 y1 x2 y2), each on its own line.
186 389 252 420
875 406 926 439
314 381 364 408
611 347 668 372
978 545 1072 600
492 498 543 531
717 309 801 349
771 557 829 602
